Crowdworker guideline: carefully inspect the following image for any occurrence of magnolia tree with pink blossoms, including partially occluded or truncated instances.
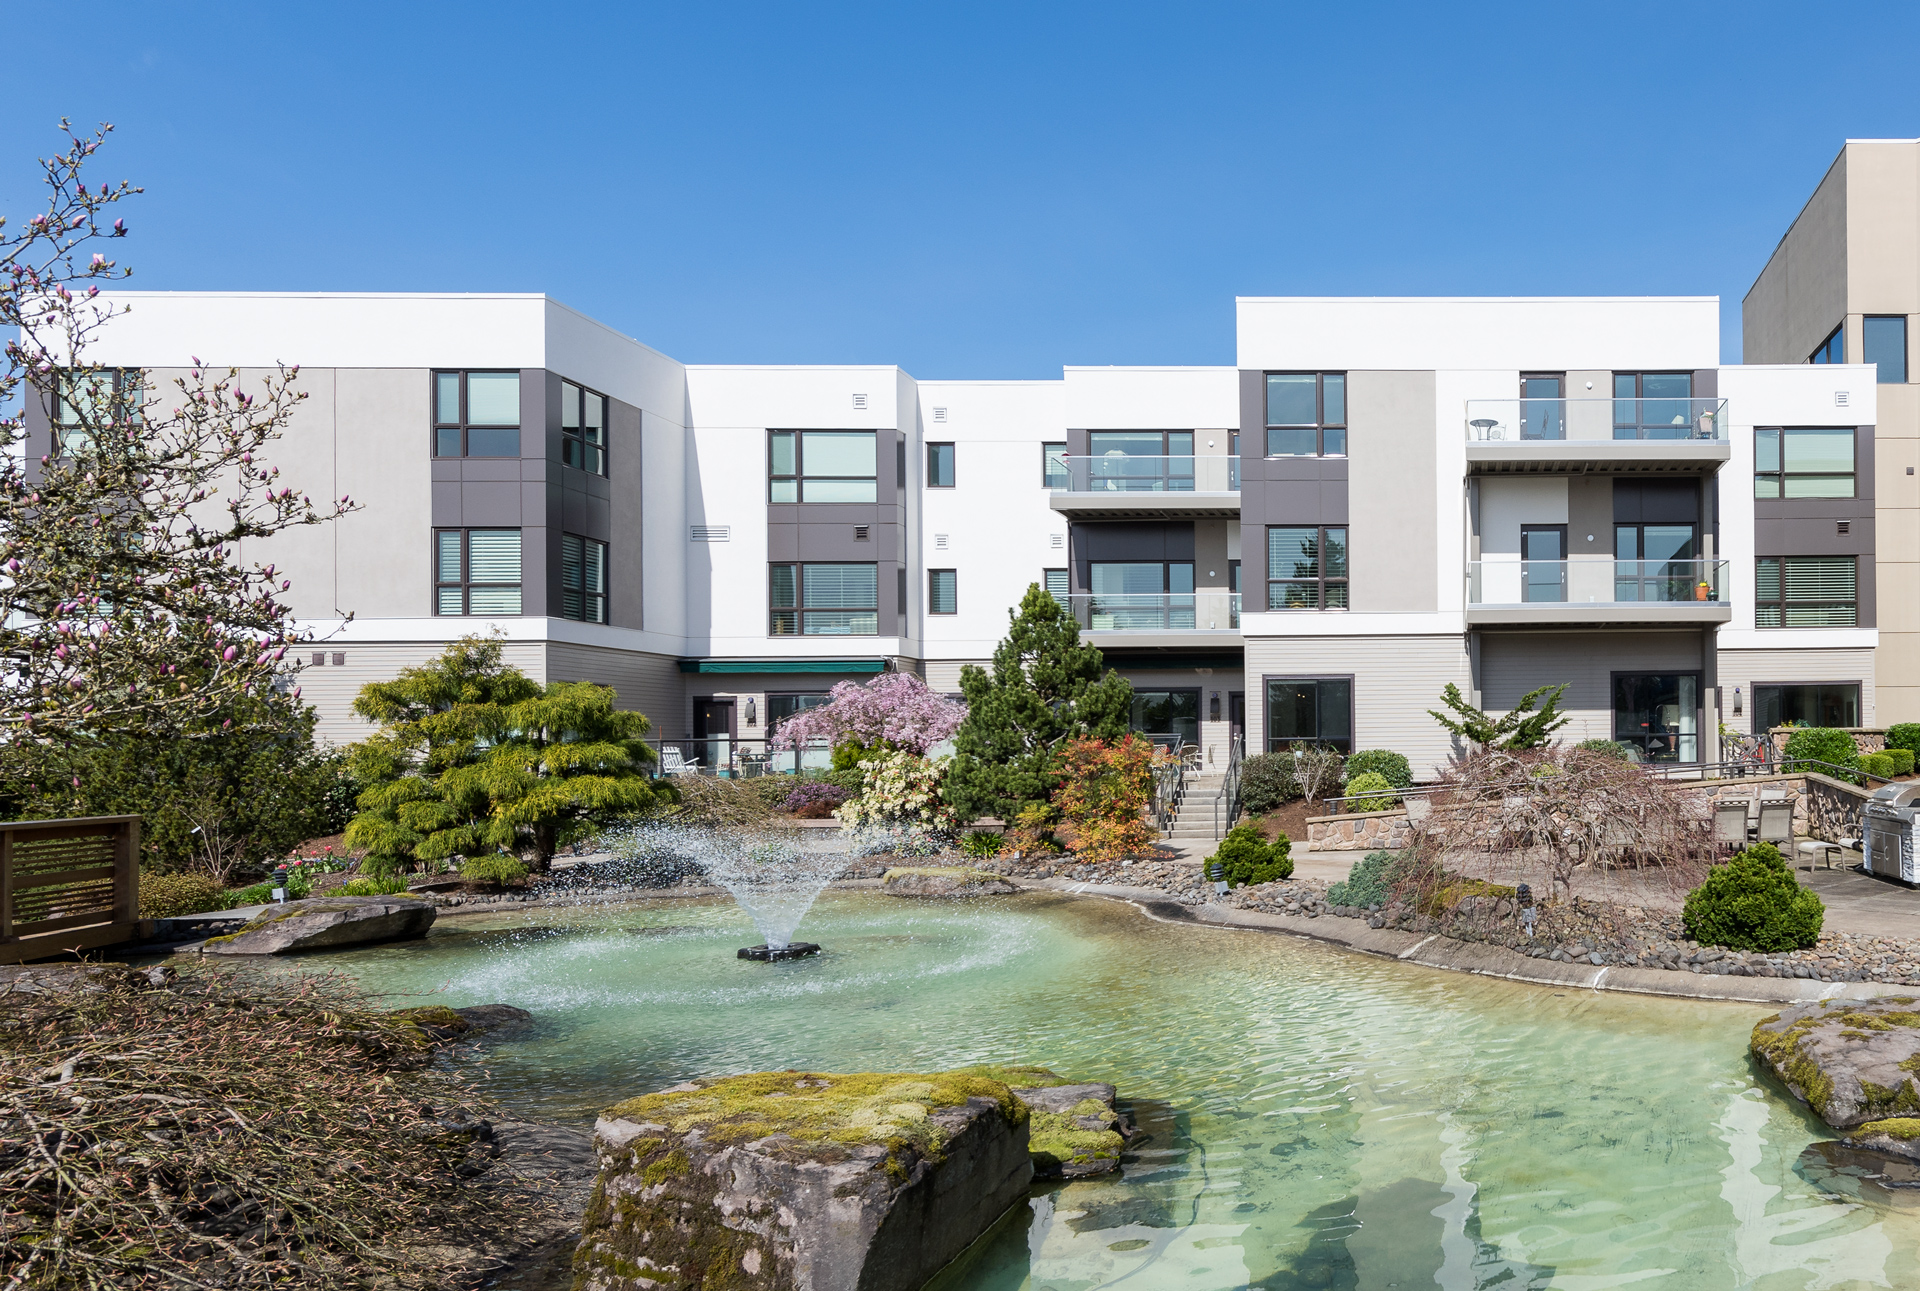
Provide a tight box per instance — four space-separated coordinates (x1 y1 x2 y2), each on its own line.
769 672 965 756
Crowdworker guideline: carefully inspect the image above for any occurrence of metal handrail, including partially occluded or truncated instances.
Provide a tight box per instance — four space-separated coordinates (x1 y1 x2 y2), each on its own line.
1214 733 1245 839
1152 753 1189 834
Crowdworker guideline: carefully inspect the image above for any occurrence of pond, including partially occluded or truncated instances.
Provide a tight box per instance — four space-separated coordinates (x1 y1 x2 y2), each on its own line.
316 888 1920 1289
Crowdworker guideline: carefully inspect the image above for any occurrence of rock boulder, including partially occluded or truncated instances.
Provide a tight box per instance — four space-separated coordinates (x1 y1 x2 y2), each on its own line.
1014 1079 1136 1180
200 895 435 956
881 866 1019 898
573 1069 1032 1291
1751 997 1920 1127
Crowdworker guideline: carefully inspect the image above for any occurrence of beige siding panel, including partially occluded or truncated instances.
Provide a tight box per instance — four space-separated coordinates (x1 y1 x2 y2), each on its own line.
301 640 548 749
545 643 684 737
923 660 988 693
1347 371 1438 612
1718 646 1876 733
1244 634 1469 779
1479 630 1710 749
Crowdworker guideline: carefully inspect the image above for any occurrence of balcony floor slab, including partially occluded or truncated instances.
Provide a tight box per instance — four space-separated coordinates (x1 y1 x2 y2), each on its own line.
1465 603 1732 628
1049 492 1240 520
1466 441 1729 475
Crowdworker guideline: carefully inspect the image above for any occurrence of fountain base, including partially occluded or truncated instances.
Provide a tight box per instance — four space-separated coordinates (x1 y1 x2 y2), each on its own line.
738 943 821 962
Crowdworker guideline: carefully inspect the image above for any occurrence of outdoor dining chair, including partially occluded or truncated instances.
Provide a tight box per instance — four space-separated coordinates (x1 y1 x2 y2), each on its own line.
1712 800 1751 850
1756 801 1794 846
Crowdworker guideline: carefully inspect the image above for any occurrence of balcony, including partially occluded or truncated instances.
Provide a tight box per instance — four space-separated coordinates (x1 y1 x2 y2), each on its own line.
1048 455 1239 520
1064 592 1241 646
1464 398 1730 475
1465 559 1730 627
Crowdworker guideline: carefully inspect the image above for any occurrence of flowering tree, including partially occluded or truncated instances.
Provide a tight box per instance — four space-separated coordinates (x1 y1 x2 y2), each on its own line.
0 122 353 752
1052 735 1160 863
769 672 965 755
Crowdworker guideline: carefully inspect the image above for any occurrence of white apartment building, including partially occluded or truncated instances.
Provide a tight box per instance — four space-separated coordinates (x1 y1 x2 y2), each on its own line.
41 291 1876 779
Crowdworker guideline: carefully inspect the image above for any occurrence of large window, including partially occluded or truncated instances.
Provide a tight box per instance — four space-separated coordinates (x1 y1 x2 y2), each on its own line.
1865 316 1909 384
1085 431 1196 491
1042 442 1069 488
1612 372 1693 438
1754 683 1860 732
769 431 877 503
927 442 955 488
1129 690 1200 749
1756 556 1857 627
1086 561 1193 629
768 693 832 730
770 562 877 635
1265 677 1352 753
929 568 957 614
1755 427 1855 498
434 371 521 457
561 381 607 475
560 534 608 624
1614 523 1698 602
1267 526 1348 609
435 529 522 615
1809 324 1844 365
1614 672 1698 764
54 368 141 455
1265 373 1346 456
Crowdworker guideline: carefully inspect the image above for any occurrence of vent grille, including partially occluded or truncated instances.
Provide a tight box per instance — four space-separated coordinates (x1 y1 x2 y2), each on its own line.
932 406 947 422
311 652 325 667
332 652 345 667
854 525 871 541
1836 391 1851 407
1050 534 1065 549
934 534 949 549
852 393 868 409
1838 520 1851 535
690 525 731 542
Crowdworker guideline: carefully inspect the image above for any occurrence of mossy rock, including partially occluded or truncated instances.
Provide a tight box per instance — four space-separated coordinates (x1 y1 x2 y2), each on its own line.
1751 997 1920 1128
881 866 1019 897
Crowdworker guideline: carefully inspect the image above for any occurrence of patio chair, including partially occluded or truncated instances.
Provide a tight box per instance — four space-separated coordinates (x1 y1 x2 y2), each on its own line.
1712 800 1751 850
1755 801 1794 846
659 745 702 776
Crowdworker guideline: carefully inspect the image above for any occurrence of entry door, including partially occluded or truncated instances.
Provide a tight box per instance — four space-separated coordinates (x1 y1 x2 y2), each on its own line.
693 699 736 772
1520 374 1563 440
1615 524 1697 602
1520 526 1566 602
1614 673 1699 764
1229 692 1246 751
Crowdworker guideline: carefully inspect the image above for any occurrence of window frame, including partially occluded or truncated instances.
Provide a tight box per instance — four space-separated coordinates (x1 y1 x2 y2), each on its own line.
1043 567 1069 608
1265 525 1349 610
433 370 523 458
1809 325 1845 365
1611 371 1695 437
1042 442 1068 488
1612 670 1702 764
560 380 609 476
768 561 880 636
1751 681 1862 734
767 430 879 504
927 441 956 489
1755 555 1858 628
433 527 524 616
1864 315 1909 384
53 368 143 456
1755 427 1857 499
1263 372 1347 457
928 568 957 615
1261 675 1354 754
560 533 609 624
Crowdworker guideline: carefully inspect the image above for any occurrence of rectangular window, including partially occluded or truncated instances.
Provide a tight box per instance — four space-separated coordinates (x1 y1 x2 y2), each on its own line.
1043 442 1069 488
560 534 608 623
434 528 522 615
1044 567 1069 608
1612 372 1694 439
1614 672 1698 764
433 370 521 457
1809 324 1845 365
54 368 142 455
1086 431 1195 491
769 562 878 635
1756 556 1857 627
1267 526 1348 610
768 431 877 503
1086 561 1195 629
1754 683 1860 732
929 569 957 614
1265 677 1352 753
1130 690 1200 748
1755 427 1855 499
767 693 832 730
1865 316 1908 384
1228 559 1240 593
560 381 607 475
927 442 955 488
1265 373 1346 456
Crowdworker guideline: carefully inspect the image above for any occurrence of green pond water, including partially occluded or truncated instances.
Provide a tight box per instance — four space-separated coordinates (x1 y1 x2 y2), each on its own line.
311 888 1920 1290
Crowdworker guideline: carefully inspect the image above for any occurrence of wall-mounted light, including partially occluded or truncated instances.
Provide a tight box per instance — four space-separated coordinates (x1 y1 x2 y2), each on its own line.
746 698 758 726
1733 687 1742 716
1209 691 1221 722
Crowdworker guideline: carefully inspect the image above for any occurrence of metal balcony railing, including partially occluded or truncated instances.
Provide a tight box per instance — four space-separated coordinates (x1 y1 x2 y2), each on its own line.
1465 398 1727 443
1467 559 1728 606
1053 455 1239 493
1065 591 1241 631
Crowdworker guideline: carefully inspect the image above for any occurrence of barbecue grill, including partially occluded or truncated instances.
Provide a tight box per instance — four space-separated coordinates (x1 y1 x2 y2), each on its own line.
1862 782 1920 884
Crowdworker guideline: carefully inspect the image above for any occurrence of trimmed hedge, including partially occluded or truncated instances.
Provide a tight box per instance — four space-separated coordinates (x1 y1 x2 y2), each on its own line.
1682 842 1825 952
1239 753 1301 814
137 871 229 920
1204 823 1294 887
1887 748 1916 777
1886 723 1920 759
1344 749 1412 790
1343 771 1400 811
1782 726 1861 783
1327 851 1407 908
1860 751 1897 780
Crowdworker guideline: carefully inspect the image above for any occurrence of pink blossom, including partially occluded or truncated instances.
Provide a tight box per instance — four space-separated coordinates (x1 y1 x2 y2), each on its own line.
770 672 965 755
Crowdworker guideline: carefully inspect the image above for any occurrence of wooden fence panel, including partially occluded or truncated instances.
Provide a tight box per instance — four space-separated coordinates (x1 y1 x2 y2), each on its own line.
0 816 141 963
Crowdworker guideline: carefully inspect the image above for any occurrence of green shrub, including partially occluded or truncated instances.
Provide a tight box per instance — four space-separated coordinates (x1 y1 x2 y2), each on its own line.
1326 851 1407 908
1886 748 1916 777
744 775 801 808
1682 843 1824 951
460 854 531 885
1860 751 1896 780
336 877 409 896
1886 724 1920 758
137 871 229 920
1575 738 1629 759
1239 753 1301 814
1782 727 1861 782
1344 750 1412 790
1342 771 1400 812
960 830 1003 858
224 882 274 907
1204 823 1294 887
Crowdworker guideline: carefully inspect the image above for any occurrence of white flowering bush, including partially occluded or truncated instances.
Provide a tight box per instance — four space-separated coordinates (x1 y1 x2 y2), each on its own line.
836 749 958 834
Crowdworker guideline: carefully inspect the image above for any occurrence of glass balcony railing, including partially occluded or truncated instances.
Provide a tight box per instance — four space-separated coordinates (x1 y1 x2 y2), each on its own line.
1054 455 1240 493
1467 559 1728 606
1063 591 1241 631
1465 398 1727 443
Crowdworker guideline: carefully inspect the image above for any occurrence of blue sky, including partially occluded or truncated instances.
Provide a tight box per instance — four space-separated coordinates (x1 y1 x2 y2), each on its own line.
2 1 1917 375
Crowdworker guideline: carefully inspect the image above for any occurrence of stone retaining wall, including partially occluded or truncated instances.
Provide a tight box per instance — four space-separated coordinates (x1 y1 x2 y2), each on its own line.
1306 809 1413 851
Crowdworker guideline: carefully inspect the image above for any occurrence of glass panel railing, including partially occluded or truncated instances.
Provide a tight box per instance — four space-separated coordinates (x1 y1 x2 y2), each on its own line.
1465 399 1726 444
1055 455 1240 493
1066 592 1240 630
1467 559 1727 606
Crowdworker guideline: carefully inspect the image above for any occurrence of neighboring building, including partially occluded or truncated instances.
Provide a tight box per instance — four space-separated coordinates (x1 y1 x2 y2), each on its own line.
37 289 1873 777
1745 137 1917 722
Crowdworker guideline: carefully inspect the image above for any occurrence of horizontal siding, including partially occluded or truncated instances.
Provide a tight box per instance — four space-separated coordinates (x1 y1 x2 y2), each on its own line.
1480 630 1710 750
1718 646 1877 732
301 640 548 749
923 660 989 694
1244 635 1470 779
545 643 684 740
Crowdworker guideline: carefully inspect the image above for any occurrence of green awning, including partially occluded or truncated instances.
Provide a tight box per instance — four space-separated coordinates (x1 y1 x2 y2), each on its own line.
677 659 888 674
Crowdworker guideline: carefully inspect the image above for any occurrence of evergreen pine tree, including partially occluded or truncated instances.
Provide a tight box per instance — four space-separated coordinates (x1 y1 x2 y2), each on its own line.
944 584 1132 821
